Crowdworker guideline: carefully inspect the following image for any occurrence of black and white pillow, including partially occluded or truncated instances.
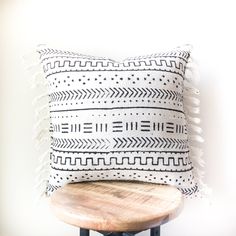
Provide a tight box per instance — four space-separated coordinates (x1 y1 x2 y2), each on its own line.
33 45 205 197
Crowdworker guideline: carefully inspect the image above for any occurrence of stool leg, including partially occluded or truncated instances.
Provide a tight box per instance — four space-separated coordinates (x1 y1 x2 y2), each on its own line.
80 228 90 236
150 226 160 236
123 233 136 236
112 233 123 236
104 233 123 236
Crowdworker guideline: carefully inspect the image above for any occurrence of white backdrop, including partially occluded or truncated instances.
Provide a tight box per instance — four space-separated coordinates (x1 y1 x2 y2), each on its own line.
1 0 236 235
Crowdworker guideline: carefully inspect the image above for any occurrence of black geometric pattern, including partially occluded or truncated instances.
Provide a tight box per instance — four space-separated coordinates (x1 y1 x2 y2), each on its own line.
49 88 183 102
179 185 199 195
42 57 186 77
51 137 110 150
51 137 188 150
51 153 191 169
37 46 198 197
113 137 188 149
50 121 187 134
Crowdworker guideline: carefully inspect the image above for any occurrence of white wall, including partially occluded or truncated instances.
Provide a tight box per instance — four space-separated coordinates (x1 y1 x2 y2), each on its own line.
1 0 236 235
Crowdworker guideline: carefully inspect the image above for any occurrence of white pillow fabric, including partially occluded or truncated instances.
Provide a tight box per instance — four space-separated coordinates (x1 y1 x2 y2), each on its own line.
34 46 204 197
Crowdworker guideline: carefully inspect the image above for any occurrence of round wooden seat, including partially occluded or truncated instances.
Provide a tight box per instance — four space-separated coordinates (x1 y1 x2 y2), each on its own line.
50 181 183 232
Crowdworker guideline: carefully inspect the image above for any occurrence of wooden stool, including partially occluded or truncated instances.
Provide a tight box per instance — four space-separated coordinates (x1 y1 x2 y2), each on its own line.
50 181 183 236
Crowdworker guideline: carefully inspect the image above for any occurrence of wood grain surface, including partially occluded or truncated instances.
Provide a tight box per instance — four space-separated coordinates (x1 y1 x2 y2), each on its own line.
50 181 183 232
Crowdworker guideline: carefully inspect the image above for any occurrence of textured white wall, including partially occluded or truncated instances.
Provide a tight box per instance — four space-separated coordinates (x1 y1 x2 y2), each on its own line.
1 0 236 235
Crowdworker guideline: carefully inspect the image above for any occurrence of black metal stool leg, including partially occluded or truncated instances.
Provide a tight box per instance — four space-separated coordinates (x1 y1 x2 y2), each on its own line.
123 233 136 236
80 228 90 236
112 233 123 236
101 233 123 236
150 226 161 236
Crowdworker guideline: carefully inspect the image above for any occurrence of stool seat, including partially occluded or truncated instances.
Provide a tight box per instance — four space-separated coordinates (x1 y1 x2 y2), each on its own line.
50 181 183 232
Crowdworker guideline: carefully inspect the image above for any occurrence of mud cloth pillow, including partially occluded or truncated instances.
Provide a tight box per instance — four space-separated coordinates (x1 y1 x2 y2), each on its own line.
35 45 203 197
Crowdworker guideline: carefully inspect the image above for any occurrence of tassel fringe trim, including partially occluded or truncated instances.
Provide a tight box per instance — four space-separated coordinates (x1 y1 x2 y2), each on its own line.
183 48 211 198
23 47 50 202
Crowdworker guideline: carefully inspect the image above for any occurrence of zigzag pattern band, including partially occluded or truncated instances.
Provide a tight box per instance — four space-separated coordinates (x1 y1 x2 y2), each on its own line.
113 137 188 149
49 87 183 102
51 137 188 150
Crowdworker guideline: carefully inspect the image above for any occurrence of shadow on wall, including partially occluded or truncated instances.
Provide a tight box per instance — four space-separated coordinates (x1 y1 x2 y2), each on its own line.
199 69 224 195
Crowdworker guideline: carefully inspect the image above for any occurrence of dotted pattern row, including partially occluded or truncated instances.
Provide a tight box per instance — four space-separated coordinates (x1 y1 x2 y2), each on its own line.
50 171 194 186
49 99 183 108
48 73 182 88
50 112 185 119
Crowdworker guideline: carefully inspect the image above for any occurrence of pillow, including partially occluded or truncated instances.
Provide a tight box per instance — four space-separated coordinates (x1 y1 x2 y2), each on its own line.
34 45 204 197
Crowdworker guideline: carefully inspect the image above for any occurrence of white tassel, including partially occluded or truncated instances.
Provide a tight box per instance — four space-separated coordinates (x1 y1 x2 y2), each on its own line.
27 64 42 74
191 155 205 167
184 86 200 95
33 128 49 141
35 161 50 175
198 181 212 198
34 191 47 206
185 62 195 69
185 68 194 82
35 172 50 183
34 178 48 190
192 168 205 176
35 137 50 149
35 166 50 178
188 124 202 134
38 150 50 163
35 106 49 120
32 93 48 105
185 105 200 114
185 60 200 85
190 147 205 168
35 171 50 195
33 116 50 132
186 115 201 124
30 73 47 88
189 134 204 143
184 96 200 106
190 146 204 157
